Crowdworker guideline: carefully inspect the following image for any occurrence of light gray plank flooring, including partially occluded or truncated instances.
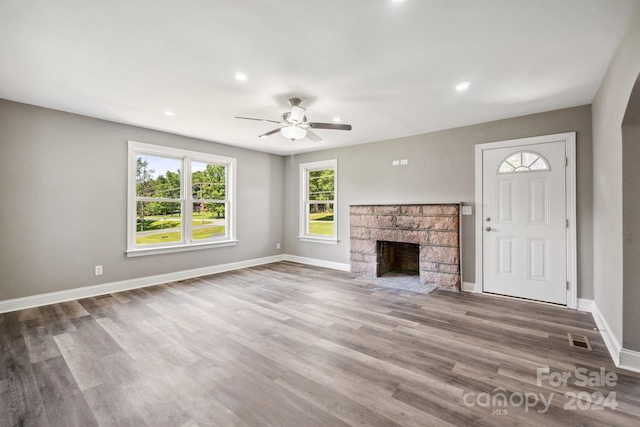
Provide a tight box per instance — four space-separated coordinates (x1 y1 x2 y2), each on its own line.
1 261 640 426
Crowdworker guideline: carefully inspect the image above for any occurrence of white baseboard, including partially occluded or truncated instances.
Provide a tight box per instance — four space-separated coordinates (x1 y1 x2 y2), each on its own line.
461 281 475 293
0 254 354 314
6 255 640 374
620 349 640 372
589 300 623 364
0 255 285 314
282 254 351 271
576 298 595 312
579 298 640 373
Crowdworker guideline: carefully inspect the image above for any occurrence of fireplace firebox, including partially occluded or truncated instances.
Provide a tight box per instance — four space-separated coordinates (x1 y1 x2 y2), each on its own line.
377 241 419 277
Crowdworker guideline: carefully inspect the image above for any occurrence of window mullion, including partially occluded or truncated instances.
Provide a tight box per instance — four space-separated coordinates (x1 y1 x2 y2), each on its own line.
224 201 229 239
225 163 231 240
304 169 311 236
183 156 191 244
135 197 181 203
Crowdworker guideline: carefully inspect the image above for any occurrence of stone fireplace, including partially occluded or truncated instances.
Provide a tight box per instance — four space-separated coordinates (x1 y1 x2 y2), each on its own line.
350 204 461 291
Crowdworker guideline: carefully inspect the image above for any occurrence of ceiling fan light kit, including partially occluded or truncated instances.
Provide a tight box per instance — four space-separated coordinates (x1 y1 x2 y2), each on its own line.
236 98 352 142
281 125 307 140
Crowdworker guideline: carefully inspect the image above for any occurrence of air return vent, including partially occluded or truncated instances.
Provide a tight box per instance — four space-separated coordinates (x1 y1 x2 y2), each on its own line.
567 333 592 351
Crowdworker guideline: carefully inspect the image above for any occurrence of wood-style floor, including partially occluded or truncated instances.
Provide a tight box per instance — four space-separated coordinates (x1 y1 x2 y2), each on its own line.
1 262 640 426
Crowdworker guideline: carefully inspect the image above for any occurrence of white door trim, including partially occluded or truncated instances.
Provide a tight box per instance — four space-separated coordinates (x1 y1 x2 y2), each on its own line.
474 132 577 308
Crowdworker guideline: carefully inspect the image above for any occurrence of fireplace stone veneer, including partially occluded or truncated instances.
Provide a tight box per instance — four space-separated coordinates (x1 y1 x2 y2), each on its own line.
350 204 461 291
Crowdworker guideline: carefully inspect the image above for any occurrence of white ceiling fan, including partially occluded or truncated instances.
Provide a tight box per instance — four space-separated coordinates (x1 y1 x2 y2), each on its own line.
235 98 352 142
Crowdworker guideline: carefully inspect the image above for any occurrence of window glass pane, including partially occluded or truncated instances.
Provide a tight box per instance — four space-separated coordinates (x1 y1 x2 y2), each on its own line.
309 169 335 201
498 151 550 174
192 202 226 240
498 162 515 173
308 203 334 236
136 155 181 198
529 157 549 170
192 162 226 200
136 202 182 244
505 153 522 168
522 152 539 167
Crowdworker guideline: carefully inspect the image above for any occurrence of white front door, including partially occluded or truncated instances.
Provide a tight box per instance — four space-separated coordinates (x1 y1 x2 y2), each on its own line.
482 141 567 304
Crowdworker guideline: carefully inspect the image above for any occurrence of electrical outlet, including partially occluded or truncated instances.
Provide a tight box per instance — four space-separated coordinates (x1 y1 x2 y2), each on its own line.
462 205 473 215
276 243 281 250
400 159 408 165
392 160 400 166
95 265 103 276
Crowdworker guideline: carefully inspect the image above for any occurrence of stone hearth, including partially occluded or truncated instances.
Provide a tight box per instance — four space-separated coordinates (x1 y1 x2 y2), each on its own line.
350 204 461 291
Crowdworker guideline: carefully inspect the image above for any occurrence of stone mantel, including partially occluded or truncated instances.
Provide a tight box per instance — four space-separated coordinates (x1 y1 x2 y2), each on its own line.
349 203 461 291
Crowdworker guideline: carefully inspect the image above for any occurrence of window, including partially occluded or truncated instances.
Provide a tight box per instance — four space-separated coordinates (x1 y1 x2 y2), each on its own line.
497 151 549 174
127 141 236 256
299 159 338 244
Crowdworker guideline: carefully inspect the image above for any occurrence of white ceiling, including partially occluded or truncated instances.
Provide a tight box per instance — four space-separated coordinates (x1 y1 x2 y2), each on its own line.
0 0 637 155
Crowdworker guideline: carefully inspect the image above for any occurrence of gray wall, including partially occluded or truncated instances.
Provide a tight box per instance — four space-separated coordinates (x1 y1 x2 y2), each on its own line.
0 99 284 301
623 125 640 350
623 77 640 351
0 101 597 304
284 105 594 298
592 3 640 351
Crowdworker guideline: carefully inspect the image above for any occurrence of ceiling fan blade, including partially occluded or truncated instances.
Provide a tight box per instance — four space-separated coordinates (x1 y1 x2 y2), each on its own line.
305 129 322 142
235 116 282 124
258 128 282 138
308 122 352 131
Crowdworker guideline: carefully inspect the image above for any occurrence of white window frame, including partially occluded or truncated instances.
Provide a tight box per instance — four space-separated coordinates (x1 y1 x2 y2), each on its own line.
299 159 338 244
497 150 550 174
127 141 237 257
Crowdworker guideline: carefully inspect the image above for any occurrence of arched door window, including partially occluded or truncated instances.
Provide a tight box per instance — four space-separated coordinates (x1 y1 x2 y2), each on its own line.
497 151 550 174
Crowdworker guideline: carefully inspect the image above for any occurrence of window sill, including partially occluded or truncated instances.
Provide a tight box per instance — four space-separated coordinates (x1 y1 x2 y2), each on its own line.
126 240 238 257
298 236 339 245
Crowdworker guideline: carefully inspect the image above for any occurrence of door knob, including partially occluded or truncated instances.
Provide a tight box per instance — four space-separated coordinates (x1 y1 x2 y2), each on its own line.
485 226 491 231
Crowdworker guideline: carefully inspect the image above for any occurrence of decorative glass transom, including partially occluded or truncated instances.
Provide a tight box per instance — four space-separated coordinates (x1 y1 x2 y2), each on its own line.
498 151 549 174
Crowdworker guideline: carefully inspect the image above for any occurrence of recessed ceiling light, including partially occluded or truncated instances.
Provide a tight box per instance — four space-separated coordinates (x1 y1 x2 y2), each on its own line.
456 81 471 92
332 117 341 122
164 111 175 116
235 72 247 81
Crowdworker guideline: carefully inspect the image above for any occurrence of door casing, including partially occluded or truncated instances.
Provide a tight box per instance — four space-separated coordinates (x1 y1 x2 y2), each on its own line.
474 132 577 308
